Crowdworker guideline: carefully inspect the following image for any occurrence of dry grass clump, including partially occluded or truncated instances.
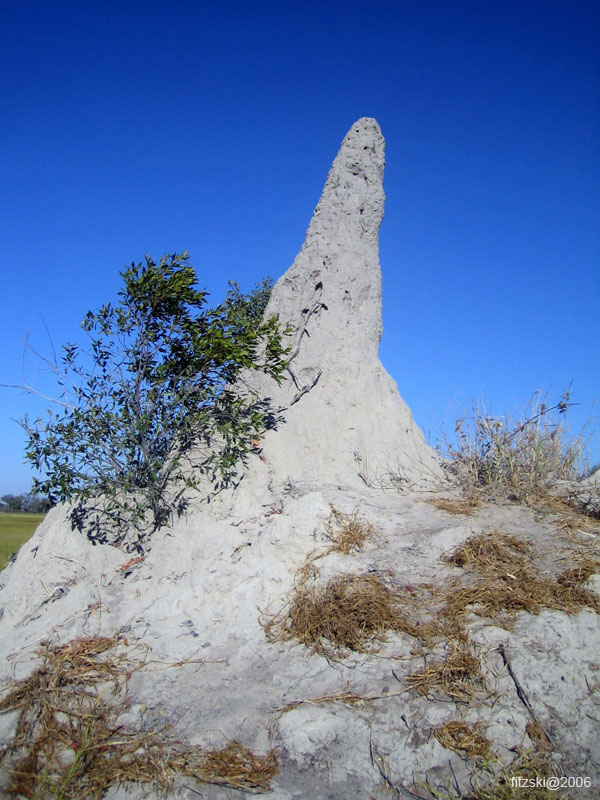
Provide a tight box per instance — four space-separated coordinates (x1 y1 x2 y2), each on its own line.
170 742 278 792
262 508 420 659
0 635 277 798
404 639 488 703
445 569 600 621
402 529 599 705
324 504 374 553
264 573 416 658
441 531 600 623
442 531 530 571
535 494 600 535
427 496 481 515
556 557 600 586
432 720 494 761
446 580 544 621
267 526 598 665
525 721 552 751
442 389 586 503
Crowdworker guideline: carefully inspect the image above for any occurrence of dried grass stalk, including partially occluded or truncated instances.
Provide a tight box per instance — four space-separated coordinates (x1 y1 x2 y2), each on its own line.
405 640 487 703
264 573 417 658
427 496 481 515
0 635 277 798
324 505 374 554
432 720 493 760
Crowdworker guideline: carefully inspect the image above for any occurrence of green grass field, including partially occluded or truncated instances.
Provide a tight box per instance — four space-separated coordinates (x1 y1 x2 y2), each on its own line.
0 513 46 570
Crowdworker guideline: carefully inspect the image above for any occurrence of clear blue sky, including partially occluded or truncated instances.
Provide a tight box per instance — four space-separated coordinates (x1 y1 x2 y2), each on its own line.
1 0 599 494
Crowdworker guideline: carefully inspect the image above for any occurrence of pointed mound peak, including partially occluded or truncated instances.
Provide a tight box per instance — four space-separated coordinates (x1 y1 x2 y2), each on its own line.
249 118 442 490
266 117 386 363
311 116 385 243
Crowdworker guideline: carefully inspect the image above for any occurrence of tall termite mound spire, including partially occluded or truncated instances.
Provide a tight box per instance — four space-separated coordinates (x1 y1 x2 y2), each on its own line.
253 117 441 489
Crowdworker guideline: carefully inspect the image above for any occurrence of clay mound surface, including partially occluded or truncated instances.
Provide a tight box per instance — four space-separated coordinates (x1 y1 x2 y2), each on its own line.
2 489 599 799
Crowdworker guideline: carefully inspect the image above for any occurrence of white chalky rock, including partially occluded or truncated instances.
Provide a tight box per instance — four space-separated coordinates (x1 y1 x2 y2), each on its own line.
247 117 442 491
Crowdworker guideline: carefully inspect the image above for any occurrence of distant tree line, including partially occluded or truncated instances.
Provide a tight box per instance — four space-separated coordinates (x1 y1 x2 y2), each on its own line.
0 493 52 513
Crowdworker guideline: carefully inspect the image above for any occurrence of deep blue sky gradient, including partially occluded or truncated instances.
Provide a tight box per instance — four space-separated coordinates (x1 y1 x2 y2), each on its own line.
1 0 599 493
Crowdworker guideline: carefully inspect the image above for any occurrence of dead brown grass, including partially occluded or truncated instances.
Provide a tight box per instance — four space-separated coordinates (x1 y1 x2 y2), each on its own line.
324 504 374 554
556 556 600 585
0 635 277 798
263 507 420 659
404 639 488 703
264 573 418 659
442 531 530 571
432 720 494 760
525 721 552 751
170 742 278 792
535 494 600 535
266 527 599 668
427 496 482 515
265 509 598 771
400 530 599 705
440 530 600 624
445 570 600 620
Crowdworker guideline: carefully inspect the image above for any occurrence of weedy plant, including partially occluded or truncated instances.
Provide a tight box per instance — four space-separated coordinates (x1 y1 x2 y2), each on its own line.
441 389 589 503
421 749 569 800
462 750 569 800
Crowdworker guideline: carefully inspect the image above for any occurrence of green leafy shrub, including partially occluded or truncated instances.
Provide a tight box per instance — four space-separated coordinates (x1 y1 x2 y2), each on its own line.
18 253 289 549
